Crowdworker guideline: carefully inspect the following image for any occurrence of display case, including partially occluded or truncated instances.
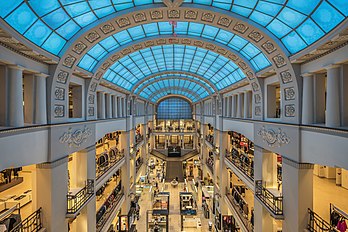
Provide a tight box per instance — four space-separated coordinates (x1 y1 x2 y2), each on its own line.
152 192 170 215
146 210 168 232
179 192 197 215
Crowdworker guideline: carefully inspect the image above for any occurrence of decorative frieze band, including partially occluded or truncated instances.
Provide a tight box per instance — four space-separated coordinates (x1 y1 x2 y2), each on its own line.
282 157 314 170
36 156 69 169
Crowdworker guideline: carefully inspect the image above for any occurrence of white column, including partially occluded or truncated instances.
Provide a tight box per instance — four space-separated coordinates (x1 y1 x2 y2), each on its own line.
231 95 237 117
8 65 24 127
325 65 341 127
106 93 112 119
302 73 314 124
244 91 252 119
282 160 313 232
23 74 35 124
97 92 105 119
236 92 244 118
112 95 118 118
314 73 326 124
34 74 48 124
0 66 8 125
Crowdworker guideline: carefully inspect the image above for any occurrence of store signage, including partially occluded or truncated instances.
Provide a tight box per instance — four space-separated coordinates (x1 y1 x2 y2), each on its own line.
59 126 92 147
257 126 290 147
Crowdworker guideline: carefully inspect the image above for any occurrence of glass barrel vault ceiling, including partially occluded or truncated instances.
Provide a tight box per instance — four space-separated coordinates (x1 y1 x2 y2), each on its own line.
139 79 210 102
78 21 271 72
134 73 215 94
103 44 246 91
0 0 347 55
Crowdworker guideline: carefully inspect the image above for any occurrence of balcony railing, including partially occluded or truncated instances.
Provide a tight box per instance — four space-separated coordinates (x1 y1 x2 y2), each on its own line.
307 208 338 232
225 150 254 181
136 158 144 174
226 191 253 232
205 135 215 147
96 188 124 232
96 151 125 180
10 208 43 232
153 127 194 132
206 158 214 174
135 135 144 146
67 179 94 214
255 180 283 217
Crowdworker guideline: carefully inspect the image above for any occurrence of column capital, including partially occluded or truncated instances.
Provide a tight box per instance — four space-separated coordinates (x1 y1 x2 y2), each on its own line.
34 73 49 78
323 64 341 70
301 72 314 78
8 65 24 71
282 157 314 169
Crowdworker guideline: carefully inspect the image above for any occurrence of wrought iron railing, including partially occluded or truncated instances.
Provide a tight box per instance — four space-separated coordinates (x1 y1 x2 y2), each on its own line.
67 179 94 214
96 188 124 232
225 151 254 181
307 209 338 232
206 158 214 174
136 158 143 174
10 208 42 232
255 180 283 216
96 151 125 180
226 192 253 232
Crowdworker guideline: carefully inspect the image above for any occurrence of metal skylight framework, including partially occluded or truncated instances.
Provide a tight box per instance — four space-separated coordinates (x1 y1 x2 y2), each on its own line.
1 0 346 55
78 21 271 72
103 44 246 91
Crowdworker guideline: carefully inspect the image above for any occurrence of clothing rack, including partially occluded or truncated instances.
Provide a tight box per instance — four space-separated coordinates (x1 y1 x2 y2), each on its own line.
331 203 348 220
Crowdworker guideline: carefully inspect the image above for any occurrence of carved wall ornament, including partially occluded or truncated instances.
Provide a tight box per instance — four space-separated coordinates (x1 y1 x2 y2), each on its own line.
102 62 111 70
88 107 94 116
72 42 87 55
201 12 215 22
95 72 103 80
111 54 121 61
168 9 180 18
238 61 247 70
285 104 296 117
280 70 293 84
169 38 179 43
217 17 231 27
251 82 259 92
151 10 163 19
262 41 276 54
284 87 295 100
257 126 290 147
57 70 69 84
54 105 64 118
194 41 204 47
273 54 286 68
55 87 65 100
133 44 143 50
248 31 263 42
63 55 76 68
59 126 92 148
121 48 131 55
156 39 166 45
228 54 238 61
133 12 147 22
116 17 131 28
85 31 100 43
145 41 155 47
246 71 254 80
185 10 197 19
205 44 216 50
233 23 248 34
182 39 191 45
90 82 98 92
254 94 261 104
88 94 95 104
217 48 227 55
100 23 115 34
254 106 261 116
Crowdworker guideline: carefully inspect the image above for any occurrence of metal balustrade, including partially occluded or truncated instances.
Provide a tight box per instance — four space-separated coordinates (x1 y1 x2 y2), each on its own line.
96 188 124 232
67 179 94 214
255 180 283 217
225 191 254 232
225 151 254 181
307 209 338 232
136 158 144 174
206 158 214 174
96 151 125 180
10 208 42 232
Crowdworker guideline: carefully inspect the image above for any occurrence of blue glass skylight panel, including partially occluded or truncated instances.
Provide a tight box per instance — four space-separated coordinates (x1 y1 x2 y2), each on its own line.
277 7 306 28
6 3 38 34
249 11 273 26
24 20 51 45
311 1 344 32
56 20 80 40
296 19 325 45
287 0 320 15
42 8 70 29
267 19 292 38
329 0 348 16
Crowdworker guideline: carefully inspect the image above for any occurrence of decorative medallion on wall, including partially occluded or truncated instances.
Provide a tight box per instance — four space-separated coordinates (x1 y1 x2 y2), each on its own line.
133 12 147 22
57 71 69 84
217 17 231 27
88 94 95 104
262 41 276 54
254 94 261 104
280 70 293 84
100 23 115 34
62 55 76 68
248 31 263 42
88 107 94 116
201 12 215 22
116 17 131 28
54 105 64 118
54 87 65 100
59 126 92 148
185 10 197 19
284 87 295 101
233 23 248 34
257 126 290 147
285 104 295 117
255 106 261 116
272 54 286 68
85 31 100 43
72 42 87 55
168 9 180 18
150 10 163 20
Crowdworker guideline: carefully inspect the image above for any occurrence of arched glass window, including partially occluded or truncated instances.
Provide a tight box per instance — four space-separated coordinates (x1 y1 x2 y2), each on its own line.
157 97 192 120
